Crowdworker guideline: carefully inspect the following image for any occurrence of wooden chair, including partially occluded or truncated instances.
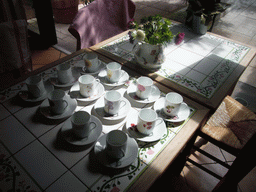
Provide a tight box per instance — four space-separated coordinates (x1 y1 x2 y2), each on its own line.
186 95 256 191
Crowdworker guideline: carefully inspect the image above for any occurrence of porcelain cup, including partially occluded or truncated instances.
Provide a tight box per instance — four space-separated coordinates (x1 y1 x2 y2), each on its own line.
137 108 163 135
26 75 46 98
83 53 100 73
48 89 68 115
106 62 124 83
106 130 127 159
78 75 100 97
163 92 183 116
71 111 96 139
104 90 126 115
136 76 156 100
56 63 73 84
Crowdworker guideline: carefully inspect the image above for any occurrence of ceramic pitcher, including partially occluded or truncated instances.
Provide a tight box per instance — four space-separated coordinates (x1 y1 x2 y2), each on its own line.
133 42 165 70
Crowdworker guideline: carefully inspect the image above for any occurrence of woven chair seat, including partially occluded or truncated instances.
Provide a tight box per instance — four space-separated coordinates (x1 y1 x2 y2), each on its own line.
201 96 256 149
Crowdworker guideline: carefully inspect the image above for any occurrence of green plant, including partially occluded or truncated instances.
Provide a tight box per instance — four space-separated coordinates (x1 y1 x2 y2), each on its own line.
128 15 174 45
186 0 230 26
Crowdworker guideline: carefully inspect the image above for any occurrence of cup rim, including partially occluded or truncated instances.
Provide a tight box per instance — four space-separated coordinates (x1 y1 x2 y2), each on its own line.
71 111 90 125
48 89 65 100
105 90 121 102
57 63 70 71
107 62 121 71
79 75 95 84
83 52 98 60
26 75 41 85
166 92 183 104
138 108 157 121
106 130 127 146
137 76 153 86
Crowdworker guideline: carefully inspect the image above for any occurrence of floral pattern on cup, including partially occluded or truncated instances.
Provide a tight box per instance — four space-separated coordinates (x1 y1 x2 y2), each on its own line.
107 70 113 79
143 122 152 130
130 123 139 132
105 101 114 113
85 60 92 68
137 84 145 96
85 85 93 94
165 105 175 114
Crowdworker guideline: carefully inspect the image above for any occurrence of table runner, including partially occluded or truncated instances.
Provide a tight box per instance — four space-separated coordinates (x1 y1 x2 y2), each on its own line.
100 24 251 99
0 52 197 191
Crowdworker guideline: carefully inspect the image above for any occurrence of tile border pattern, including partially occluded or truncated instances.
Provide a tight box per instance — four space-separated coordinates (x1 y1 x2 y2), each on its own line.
0 141 43 192
100 28 251 99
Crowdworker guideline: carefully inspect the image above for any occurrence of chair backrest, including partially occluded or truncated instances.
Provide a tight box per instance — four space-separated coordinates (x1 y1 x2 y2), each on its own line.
213 132 256 191
68 0 136 50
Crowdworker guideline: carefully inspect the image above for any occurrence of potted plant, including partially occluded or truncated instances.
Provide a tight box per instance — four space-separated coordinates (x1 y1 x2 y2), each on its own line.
185 0 230 34
128 15 182 70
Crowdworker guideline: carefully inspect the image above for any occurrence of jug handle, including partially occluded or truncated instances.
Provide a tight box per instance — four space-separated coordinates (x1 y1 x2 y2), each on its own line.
132 42 142 55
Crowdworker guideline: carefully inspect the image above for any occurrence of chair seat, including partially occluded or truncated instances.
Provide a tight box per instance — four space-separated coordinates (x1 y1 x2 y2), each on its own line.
201 96 256 149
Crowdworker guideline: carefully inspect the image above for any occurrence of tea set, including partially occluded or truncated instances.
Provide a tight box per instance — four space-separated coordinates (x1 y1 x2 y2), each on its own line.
19 52 190 168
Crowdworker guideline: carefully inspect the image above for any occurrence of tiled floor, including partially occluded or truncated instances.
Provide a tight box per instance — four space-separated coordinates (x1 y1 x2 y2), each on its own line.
26 0 256 191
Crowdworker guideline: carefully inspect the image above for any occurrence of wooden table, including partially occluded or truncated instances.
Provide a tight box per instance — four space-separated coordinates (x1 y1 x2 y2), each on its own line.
90 23 256 110
0 49 209 191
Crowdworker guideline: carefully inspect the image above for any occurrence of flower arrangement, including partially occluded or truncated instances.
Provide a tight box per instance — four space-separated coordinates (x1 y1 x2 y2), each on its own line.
128 15 174 45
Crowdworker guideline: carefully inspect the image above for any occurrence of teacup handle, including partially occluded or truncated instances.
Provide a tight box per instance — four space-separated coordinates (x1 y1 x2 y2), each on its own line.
35 86 43 97
150 86 157 95
63 100 68 111
89 122 97 132
155 117 163 127
120 149 126 158
95 79 100 88
118 70 125 80
119 100 126 110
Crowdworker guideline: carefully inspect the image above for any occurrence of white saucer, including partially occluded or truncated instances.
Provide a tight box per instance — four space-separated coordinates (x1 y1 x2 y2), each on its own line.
94 134 138 168
98 70 129 86
39 95 77 120
126 111 167 142
94 96 131 120
60 115 102 146
18 80 54 102
126 83 160 103
81 60 106 76
69 82 105 102
50 67 80 88
153 97 190 122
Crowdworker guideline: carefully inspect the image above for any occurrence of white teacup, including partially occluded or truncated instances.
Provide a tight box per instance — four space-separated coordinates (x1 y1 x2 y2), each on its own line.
48 90 68 115
106 62 124 83
163 92 183 116
136 76 156 100
137 108 163 135
71 111 96 139
56 63 73 84
83 53 100 73
26 75 46 98
78 75 100 97
104 90 126 115
106 130 127 159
